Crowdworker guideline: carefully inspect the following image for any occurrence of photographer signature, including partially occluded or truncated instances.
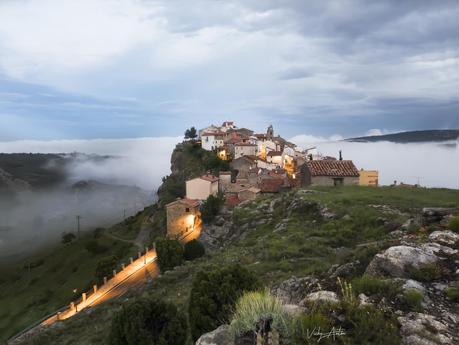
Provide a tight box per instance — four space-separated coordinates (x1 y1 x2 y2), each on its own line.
306 326 346 342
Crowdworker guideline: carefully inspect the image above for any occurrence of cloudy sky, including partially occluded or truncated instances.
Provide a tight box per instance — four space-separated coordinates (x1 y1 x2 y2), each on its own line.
1 0 458 140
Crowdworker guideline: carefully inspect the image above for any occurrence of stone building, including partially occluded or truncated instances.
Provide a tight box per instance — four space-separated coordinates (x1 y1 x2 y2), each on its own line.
300 160 360 186
359 169 379 186
166 198 201 239
186 174 219 200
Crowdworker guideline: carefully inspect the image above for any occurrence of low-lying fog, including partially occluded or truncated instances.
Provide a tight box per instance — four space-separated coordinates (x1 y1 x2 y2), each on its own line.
1 135 458 260
0 137 180 260
291 135 459 189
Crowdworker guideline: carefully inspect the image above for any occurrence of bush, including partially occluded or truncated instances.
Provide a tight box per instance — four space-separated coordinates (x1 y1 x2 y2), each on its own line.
445 281 459 302
93 227 105 238
156 239 184 273
402 289 423 312
352 275 400 299
229 290 292 340
95 256 118 283
61 232 76 244
188 264 261 340
448 216 459 233
85 240 109 255
184 239 205 261
409 263 442 282
108 298 187 345
201 193 225 224
293 309 333 345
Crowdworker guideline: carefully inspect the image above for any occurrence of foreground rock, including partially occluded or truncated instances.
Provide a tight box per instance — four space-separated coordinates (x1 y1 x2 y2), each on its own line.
366 245 439 278
398 312 454 345
429 230 459 247
271 276 319 304
196 325 231 345
302 291 339 305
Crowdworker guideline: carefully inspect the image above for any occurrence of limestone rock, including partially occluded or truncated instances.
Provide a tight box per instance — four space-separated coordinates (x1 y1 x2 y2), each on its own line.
329 260 361 279
302 291 339 305
271 276 319 304
365 245 439 278
398 313 453 345
196 325 231 345
429 230 459 247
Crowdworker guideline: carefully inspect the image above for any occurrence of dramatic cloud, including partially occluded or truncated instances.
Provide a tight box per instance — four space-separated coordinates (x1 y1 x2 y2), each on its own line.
0 0 459 139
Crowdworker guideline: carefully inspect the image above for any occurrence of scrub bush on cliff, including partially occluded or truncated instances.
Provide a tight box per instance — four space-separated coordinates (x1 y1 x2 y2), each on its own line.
156 238 184 273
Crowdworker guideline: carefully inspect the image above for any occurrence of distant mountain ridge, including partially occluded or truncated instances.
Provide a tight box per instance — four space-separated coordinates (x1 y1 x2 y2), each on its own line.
347 129 459 143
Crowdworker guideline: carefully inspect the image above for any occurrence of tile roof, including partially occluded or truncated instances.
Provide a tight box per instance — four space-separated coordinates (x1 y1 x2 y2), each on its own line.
235 142 256 147
306 160 359 177
267 151 282 156
166 198 200 208
259 177 284 193
200 174 219 182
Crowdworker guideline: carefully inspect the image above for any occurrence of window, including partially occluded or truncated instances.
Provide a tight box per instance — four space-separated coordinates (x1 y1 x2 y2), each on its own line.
186 207 190 212
333 178 344 186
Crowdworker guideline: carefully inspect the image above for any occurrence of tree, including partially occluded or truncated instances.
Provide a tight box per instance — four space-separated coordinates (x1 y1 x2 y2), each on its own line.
184 126 198 140
188 264 261 340
95 256 118 283
155 239 184 273
201 193 225 224
62 232 76 244
108 298 187 345
183 239 205 261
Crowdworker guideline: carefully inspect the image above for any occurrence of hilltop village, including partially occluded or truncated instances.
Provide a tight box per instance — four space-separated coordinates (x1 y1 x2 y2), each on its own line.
166 122 379 238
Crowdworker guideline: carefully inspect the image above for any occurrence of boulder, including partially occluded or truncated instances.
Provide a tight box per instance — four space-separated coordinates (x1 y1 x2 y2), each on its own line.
302 291 339 305
429 230 459 247
421 242 458 257
329 260 361 279
398 313 453 345
271 276 319 304
365 245 439 278
196 325 231 345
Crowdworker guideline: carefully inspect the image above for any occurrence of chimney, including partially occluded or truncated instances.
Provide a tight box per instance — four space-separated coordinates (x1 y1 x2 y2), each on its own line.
339 150 343 161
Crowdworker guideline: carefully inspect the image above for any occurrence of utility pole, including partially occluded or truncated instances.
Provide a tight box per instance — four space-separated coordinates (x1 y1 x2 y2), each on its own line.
76 215 81 238
123 209 126 220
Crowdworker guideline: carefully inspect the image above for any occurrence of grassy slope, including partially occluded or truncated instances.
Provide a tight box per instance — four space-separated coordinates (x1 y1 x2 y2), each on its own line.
0 232 136 341
16 186 459 345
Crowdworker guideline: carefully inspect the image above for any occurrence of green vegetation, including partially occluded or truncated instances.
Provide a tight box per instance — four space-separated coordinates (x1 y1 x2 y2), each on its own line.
188 264 261 340
184 126 198 140
445 281 459 302
409 263 442 282
62 232 76 244
448 216 459 233
156 239 184 273
230 290 291 339
0 232 135 341
352 275 400 299
183 239 205 261
95 256 118 283
401 289 423 312
108 298 187 345
200 193 225 224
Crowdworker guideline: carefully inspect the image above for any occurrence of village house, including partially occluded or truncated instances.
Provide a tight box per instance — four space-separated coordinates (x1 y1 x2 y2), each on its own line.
186 174 219 200
359 169 379 186
224 182 261 204
166 198 201 239
234 142 257 158
201 131 225 151
300 159 360 186
230 155 258 179
266 151 283 166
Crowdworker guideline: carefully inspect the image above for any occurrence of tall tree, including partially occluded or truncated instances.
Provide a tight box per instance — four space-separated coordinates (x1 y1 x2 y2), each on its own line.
184 126 198 140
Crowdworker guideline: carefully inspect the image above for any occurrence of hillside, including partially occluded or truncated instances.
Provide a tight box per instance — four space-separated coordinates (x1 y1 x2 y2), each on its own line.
3 141 459 345
347 129 459 143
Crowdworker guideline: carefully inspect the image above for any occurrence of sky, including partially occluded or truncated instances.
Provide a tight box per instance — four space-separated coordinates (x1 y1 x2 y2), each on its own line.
1 0 459 140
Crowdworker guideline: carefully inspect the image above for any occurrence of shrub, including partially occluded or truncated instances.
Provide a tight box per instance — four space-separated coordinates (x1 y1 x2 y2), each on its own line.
229 290 292 340
95 256 118 283
93 227 105 238
61 232 76 244
409 263 442 282
85 240 109 255
188 264 261 340
342 304 400 344
201 193 225 224
445 281 459 302
292 309 333 345
352 275 400 299
184 239 205 261
156 239 184 273
108 298 187 345
448 216 459 233
402 289 423 312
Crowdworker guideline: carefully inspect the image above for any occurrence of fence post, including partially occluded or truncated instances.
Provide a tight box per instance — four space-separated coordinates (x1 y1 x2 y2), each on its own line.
130 257 133 264
121 263 125 270
138 251 141 259
82 292 87 302
93 285 97 294
113 269 117 277
103 276 107 284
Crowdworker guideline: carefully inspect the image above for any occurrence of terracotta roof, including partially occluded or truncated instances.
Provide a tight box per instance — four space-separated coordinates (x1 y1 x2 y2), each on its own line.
222 121 234 126
201 131 225 136
259 177 284 193
254 133 267 138
225 194 241 206
267 151 282 156
166 198 200 208
235 142 256 147
306 160 359 177
200 174 219 182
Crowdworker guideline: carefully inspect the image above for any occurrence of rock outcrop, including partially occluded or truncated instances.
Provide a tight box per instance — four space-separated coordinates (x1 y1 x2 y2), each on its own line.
195 325 231 345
